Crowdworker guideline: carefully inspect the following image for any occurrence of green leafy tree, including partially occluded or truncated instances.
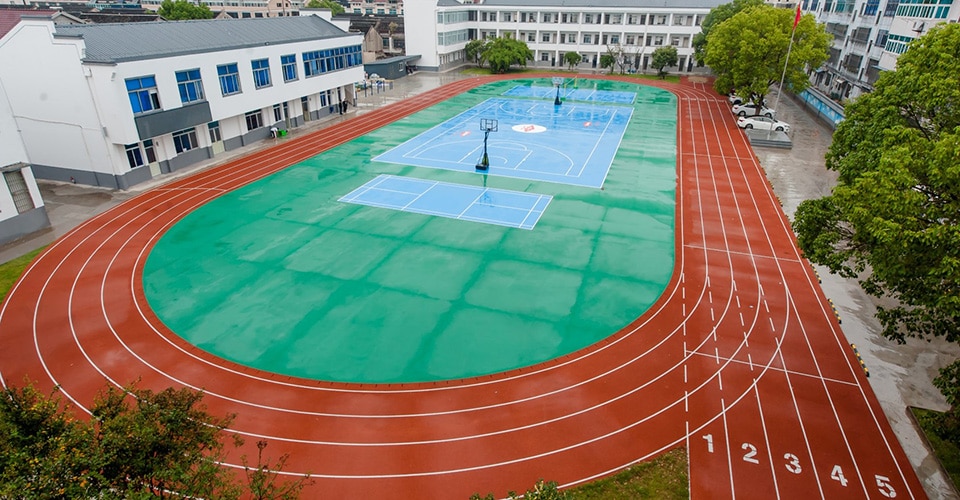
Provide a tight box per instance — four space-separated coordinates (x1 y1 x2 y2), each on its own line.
794 23 960 438
703 4 829 109
0 382 101 498
599 53 617 74
0 380 310 499
465 38 489 67
157 0 214 20
483 36 533 73
306 0 344 15
563 51 582 70
692 0 764 66
650 45 679 79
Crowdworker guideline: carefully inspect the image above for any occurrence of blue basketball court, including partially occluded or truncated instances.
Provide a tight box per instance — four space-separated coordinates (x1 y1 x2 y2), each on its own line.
502 84 637 104
339 174 552 230
372 97 634 188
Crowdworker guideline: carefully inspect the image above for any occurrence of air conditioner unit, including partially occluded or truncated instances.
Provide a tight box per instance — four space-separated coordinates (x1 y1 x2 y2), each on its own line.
912 20 925 31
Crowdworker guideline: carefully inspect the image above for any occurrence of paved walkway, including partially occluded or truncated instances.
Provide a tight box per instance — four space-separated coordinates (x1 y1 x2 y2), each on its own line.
1 69 956 498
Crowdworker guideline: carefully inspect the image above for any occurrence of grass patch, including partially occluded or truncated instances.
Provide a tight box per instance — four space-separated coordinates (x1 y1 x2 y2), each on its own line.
565 448 688 499
0 247 45 304
912 407 960 490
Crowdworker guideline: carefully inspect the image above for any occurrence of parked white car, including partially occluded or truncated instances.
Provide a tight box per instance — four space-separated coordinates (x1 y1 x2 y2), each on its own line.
737 115 791 132
728 93 746 105
731 102 775 117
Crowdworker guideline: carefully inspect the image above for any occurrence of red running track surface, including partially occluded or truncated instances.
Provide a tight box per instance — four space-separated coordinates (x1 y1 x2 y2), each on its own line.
0 75 924 499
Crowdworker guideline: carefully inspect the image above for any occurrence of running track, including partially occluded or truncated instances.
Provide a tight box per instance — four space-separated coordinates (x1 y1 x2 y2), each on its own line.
0 75 924 499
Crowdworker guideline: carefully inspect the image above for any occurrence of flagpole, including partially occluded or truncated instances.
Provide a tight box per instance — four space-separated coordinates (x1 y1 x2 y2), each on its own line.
771 3 802 137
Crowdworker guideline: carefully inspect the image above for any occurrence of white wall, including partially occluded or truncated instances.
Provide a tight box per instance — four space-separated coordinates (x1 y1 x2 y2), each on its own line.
403 0 441 68
0 20 115 176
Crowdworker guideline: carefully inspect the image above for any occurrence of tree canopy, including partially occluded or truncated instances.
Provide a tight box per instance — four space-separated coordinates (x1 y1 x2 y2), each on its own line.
306 0 344 15
793 23 960 432
157 0 214 20
563 51 582 70
692 0 764 66
651 46 679 79
0 380 309 498
483 36 533 73
466 38 489 67
703 4 829 107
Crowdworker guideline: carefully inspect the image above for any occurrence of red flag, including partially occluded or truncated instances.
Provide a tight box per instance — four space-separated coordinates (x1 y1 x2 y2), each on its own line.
793 3 802 30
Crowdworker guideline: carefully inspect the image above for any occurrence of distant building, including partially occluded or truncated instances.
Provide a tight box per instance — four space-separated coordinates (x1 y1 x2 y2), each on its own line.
404 0 722 73
0 13 363 189
348 0 401 16
805 0 960 101
138 0 303 19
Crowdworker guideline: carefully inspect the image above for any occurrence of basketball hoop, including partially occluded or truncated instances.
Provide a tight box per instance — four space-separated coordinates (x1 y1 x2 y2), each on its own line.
476 119 498 171
552 77 564 106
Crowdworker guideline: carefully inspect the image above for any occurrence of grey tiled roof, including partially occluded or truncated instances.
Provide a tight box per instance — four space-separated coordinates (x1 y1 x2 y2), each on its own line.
55 16 354 64
458 0 722 8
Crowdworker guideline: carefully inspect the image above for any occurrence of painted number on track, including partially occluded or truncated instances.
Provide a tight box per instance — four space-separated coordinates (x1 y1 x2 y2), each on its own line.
742 443 759 464
876 475 897 498
703 434 714 453
831 465 848 486
784 453 802 474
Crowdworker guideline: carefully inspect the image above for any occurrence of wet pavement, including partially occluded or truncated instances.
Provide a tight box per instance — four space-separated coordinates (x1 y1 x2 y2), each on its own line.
1 70 955 498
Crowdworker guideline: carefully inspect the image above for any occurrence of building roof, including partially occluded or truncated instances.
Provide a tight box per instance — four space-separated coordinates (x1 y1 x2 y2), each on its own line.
460 0 721 7
54 16 355 64
0 8 56 39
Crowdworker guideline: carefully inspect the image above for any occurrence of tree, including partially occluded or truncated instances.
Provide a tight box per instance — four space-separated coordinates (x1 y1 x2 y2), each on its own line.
703 4 829 109
650 46 678 78
305 0 344 15
465 38 489 67
794 23 960 438
157 0 214 20
599 53 617 74
483 36 533 73
600 44 627 74
563 51 582 70
692 0 764 66
0 380 311 498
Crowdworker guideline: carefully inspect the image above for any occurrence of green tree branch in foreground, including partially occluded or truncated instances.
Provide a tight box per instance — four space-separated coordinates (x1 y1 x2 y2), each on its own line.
794 23 960 439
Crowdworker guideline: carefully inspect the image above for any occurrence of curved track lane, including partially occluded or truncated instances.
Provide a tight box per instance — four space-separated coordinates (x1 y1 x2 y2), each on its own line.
0 75 924 499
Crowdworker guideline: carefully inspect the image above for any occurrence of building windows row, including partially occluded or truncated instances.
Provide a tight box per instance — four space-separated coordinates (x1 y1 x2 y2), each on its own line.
125 46 359 115
302 45 363 77
438 29 470 46
124 139 156 170
475 11 699 26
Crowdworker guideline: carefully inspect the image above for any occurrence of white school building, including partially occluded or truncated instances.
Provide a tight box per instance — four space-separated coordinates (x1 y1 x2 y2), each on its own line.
403 0 725 73
0 13 364 189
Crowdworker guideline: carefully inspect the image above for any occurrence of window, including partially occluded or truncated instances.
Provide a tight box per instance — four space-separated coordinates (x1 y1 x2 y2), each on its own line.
610 34 619 44
3 170 35 214
144 139 157 163
217 63 241 96
125 76 160 114
176 69 205 104
173 128 198 153
208 121 222 143
125 143 144 169
541 32 551 42
540 52 549 61
245 110 264 131
252 58 271 89
626 35 635 45
527 32 535 42
583 34 592 44
273 104 282 122
280 54 297 82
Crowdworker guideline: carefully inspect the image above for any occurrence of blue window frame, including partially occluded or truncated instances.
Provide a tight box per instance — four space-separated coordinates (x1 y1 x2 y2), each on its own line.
217 63 241 96
176 69 205 103
173 128 198 153
281 54 298 82
252 58 271 89
125 76 160 114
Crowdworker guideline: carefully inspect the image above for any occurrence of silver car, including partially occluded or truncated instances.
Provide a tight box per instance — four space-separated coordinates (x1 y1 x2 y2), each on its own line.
737 115 791 132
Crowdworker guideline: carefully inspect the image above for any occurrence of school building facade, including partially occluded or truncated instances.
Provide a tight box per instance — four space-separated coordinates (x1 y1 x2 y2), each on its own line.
0 13 364 189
